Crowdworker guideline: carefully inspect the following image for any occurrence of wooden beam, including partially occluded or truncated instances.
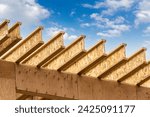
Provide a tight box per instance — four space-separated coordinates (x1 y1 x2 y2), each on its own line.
57 50 86 71
117 62 147 82
0 60 16 100
0 22 22 57
84 44 126 77
43 35 85 70
22 31 64 66
64 40 106 74
1 27 44 63
77 54 107 75
98 58 127 79
121 61 150 85
103 48 146 81
15 63 150 100
0 20 9 38
17 94 32 100
137 75 150 86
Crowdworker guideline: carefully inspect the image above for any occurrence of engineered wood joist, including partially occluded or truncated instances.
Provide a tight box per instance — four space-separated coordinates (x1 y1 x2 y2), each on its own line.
0 19 9 38
43 35 85 70
103 48 146 81
1 27 44 63
0 22 22 57
121 61 150 86
22 31 65 67
83 43 127 78
64 40 106 74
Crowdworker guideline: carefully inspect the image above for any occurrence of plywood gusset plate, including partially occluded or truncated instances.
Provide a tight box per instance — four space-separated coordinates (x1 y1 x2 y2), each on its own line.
0 20 150 100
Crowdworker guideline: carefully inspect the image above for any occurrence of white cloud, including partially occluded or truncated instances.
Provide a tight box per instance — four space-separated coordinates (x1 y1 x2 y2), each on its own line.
46 26 78 40
135 0 150 26
88 13 130 38
82 0 134 15
143 26 150 36
0 0 50 26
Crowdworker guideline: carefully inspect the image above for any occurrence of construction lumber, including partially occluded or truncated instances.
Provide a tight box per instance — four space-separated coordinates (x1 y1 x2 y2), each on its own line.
1 27 44 63
103 48 146 81
22 32 65 67
84 44 126 77
43 35 85 70
118 62 148 83
0 60 16 100
0 22 22 56
15 64 150 100
0 19 9 38
64 40 106 74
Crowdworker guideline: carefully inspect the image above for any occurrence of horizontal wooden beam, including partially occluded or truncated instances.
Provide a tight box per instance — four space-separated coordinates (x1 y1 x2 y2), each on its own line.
15 63 150 100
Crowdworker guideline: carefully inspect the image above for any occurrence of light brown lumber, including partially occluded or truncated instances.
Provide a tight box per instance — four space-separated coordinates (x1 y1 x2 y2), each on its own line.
103 48 146 81
64 40 106 74
22 31 64 66
84 43 126 77
0 22 22 57
0 20 9 38
43 35 85 70
2 27 44 63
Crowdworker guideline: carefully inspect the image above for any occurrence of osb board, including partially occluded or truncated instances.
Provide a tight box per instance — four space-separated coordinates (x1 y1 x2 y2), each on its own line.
3 28 42 62
122 63 150 85
65 40 105 74
141 79 150 88
16 65 78 99
0 24 21 54
85 45 126 77
103 50 146 81
23 33 64 66
44 38 84 70
0 21 8 39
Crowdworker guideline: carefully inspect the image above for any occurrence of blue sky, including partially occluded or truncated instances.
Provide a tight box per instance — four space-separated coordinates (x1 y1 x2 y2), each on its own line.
0 0 150 59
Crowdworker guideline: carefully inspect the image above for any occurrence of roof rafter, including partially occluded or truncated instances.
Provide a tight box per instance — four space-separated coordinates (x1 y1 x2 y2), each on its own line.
103 48 147 81
1 27 44 63
83 43 127 78
64 40 106 74
43 35 85 70
22 31 65 67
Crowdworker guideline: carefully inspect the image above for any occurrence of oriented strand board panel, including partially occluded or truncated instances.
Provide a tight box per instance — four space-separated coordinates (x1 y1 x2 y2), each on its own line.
103 48 146 81
22 32 64 66
141 78 150 88
0 60 16 100
0 22 21 56
64 40 105 74
2 27 43 62
0 20 9 39
43 36 85 70
84 44 126 78
122 62 150 85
